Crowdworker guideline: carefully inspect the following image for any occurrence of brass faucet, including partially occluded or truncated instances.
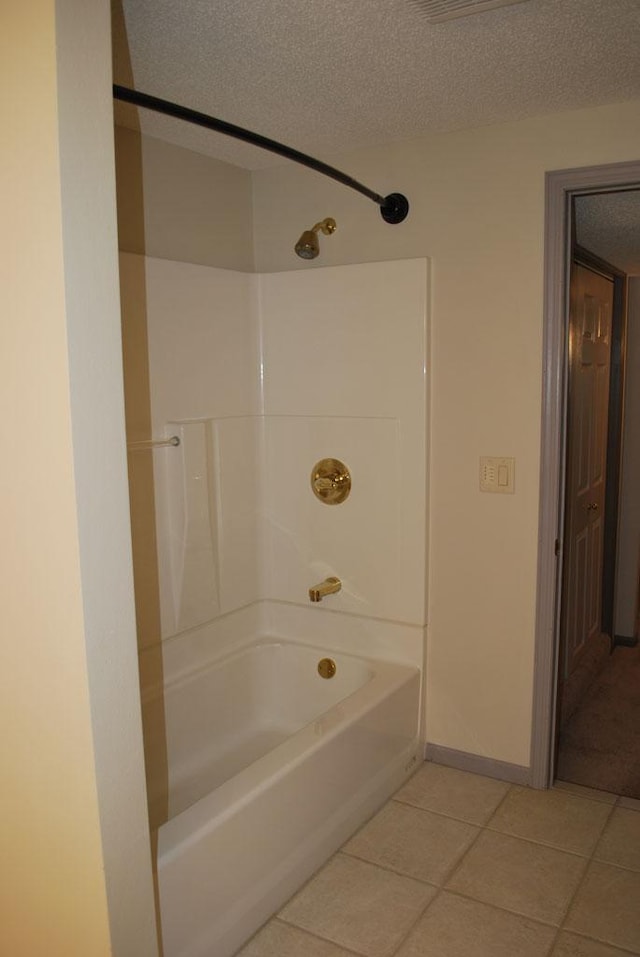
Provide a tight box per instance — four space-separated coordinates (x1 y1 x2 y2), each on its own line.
308 576 342 603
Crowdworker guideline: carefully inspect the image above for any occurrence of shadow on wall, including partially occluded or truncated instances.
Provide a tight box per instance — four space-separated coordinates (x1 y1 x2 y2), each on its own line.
112 6 168 948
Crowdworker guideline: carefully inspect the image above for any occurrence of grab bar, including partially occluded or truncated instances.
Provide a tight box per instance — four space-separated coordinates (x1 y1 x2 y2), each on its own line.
127 436 181 451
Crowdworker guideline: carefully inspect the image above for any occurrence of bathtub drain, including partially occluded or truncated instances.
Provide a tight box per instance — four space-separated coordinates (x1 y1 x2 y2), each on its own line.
317 657 337 679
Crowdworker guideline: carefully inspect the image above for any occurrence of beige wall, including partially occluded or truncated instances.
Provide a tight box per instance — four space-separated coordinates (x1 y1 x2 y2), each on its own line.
15 10 639 957
115 98 640 768
1 2 158 954
115 126 255 271
251 99 640 766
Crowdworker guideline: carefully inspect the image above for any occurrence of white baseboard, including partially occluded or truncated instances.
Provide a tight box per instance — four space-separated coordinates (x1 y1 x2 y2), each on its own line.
425 742 531 786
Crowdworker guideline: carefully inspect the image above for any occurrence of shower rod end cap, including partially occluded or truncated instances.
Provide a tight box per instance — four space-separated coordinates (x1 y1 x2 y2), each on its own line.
380 192 409 224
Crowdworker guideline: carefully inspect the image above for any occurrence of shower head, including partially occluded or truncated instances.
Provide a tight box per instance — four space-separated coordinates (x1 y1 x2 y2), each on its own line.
295 217 337 260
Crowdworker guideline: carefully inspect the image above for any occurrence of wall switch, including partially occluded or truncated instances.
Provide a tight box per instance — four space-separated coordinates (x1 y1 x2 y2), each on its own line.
480 456 515 494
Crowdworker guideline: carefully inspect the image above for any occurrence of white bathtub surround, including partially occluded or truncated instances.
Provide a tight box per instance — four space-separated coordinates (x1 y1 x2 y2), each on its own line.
119 254 262 647
259 260 428 628
155 639 421 957
160 421 220 632
140 602 263 690
153 416 263 636
120 255 429 957
120 253 428 647
139 600 425 698
260 599 426 668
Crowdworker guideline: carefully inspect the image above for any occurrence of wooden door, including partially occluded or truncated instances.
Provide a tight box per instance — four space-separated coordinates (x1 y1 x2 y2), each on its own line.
561 262 614 681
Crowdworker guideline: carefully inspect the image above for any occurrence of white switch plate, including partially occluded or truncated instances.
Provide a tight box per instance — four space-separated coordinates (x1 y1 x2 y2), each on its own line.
480 456 515 494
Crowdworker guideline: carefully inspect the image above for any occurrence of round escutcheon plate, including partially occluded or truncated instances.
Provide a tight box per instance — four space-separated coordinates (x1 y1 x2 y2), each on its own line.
310 458 351 505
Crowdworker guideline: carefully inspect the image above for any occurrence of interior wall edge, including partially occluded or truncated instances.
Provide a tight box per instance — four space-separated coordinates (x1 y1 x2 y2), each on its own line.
56 0 159 953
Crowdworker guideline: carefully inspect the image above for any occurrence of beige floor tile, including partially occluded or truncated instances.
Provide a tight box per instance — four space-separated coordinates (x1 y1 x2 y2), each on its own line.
551 932 637 957
618 795 640 812
445 830 586 925
344 800 479 885
394 762 510 824
594 807 640 871
553 781 618 805
395 891 556 957
279 853 436 957
565 862 640 952
488 785 612 855
235 919 355 956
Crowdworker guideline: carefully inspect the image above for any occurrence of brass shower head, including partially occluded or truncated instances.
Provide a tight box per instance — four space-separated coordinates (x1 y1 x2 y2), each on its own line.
294 217 337 260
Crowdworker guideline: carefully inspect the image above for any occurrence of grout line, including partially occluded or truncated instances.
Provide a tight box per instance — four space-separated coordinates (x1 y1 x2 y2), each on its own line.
350 785 616 896
271 917 366 956
441 784 515 882
432 885 562 928
553 779 620 806
247 774 640 957
388 884 455 957
391 794 508 828
559 928 640 956
475 784 622 859
589 856 640 876
387 781 631 955
380 798 640 957
481 824 606 859
386 885 445 957
453 822 600 862
617 797 640 813
553 798 617 947
391 774 512 825
336 847 443 889
344 790 517 957
387 786 520 956
546 925 563 954
442 781 579 938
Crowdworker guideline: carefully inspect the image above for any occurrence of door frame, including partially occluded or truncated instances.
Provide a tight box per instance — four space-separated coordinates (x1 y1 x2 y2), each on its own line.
529 159 640 789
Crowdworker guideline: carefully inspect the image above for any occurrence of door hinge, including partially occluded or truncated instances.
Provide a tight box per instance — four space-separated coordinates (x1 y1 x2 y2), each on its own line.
555 538 561 557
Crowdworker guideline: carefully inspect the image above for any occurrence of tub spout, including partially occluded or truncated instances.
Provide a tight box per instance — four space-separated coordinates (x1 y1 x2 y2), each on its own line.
309 576 342 602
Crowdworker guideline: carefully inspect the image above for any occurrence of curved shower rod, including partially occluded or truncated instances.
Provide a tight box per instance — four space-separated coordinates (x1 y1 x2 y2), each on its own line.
112 85 409 224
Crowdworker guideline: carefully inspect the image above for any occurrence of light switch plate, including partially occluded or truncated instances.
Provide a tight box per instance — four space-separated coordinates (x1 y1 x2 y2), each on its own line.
480 456 515 494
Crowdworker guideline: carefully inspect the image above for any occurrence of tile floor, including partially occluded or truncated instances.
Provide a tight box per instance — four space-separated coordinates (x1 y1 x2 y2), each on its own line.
235 763 640 957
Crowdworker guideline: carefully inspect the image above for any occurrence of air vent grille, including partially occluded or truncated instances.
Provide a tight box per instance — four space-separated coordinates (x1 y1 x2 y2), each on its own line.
409 0 530 23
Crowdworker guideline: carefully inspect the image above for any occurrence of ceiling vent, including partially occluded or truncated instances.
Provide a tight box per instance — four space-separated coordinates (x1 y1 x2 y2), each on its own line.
409 0 530 23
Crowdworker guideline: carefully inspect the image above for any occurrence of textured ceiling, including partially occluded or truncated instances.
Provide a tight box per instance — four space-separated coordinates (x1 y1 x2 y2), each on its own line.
575 192 640 277
113 0 640 170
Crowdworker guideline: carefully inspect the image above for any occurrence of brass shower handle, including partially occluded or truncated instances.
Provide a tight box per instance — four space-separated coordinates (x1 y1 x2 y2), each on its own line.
313 473 349 491
310 458 352 505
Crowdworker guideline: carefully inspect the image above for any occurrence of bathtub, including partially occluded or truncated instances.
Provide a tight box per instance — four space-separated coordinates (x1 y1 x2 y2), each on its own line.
154 639 421 957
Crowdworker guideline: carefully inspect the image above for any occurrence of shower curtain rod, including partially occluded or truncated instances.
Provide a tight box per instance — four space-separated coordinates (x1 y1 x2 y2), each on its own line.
112 85 409 224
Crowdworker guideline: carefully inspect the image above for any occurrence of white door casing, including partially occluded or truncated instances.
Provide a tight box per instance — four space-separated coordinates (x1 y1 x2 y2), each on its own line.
530 160 640 789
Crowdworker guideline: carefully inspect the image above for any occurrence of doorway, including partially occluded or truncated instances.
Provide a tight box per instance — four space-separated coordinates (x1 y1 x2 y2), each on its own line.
554 192 640 796
530 159 640 791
